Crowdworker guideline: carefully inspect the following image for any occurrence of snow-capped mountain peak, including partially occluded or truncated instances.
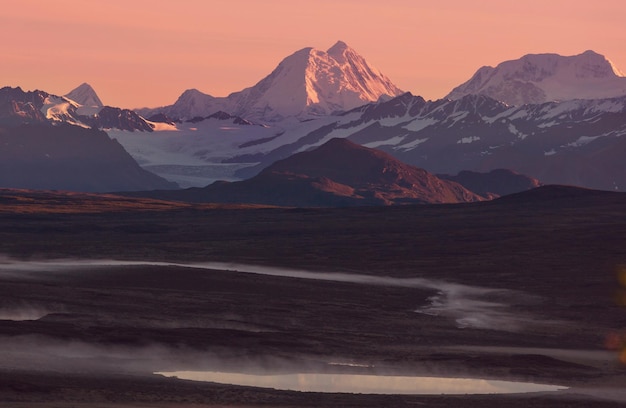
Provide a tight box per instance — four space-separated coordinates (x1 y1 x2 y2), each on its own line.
65 83 103 107
224 47 315 119
224 40 403 121
142 41 403 122
146 88 220 121
325 40 401 102
177 88 215 104
576 50 624 77
447 50 626 105
327 40 349 54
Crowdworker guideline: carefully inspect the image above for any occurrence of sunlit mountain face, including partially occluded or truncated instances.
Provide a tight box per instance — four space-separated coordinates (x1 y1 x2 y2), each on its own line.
139 41 403 122
447 50 626 105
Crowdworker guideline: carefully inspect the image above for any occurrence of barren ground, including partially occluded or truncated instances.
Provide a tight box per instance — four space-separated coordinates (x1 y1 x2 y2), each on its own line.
0 186 625 407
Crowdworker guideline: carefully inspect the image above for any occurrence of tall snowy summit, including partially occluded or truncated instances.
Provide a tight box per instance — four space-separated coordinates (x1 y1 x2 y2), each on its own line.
226 41 403 120
143 41 403 122
65 83 104 107
446 50 626 105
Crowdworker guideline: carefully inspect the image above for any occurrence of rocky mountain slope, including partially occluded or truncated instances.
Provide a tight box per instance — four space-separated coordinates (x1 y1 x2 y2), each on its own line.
0 85 153 132
126 138 483 206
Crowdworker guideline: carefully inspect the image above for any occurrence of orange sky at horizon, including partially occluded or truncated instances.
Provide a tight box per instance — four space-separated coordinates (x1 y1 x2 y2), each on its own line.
2 0 626 109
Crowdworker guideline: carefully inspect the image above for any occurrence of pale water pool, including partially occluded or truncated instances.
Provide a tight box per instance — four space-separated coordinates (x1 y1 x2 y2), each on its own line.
156 371 567 395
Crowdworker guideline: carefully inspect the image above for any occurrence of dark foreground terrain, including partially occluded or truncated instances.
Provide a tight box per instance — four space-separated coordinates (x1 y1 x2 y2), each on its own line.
0 185 625 407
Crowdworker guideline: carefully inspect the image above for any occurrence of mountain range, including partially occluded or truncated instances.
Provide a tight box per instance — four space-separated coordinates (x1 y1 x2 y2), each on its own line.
223 91 626 191
116 45 626 192
2 42 626 197
0 85 153 131
123 138 487 206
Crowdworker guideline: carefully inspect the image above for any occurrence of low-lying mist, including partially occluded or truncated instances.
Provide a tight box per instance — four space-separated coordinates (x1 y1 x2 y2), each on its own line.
0 257 543 332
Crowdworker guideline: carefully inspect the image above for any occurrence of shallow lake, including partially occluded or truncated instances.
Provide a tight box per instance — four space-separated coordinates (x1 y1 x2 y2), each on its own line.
156 371 567 395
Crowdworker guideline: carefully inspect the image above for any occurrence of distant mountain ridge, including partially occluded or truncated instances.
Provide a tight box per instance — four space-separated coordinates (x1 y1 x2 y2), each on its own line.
438 169 541 197
447 50 626 105
125 138 484 207
139 41 403 122
0 86 177 192
0 85 154 132
225 91 626 192
153 89 220 121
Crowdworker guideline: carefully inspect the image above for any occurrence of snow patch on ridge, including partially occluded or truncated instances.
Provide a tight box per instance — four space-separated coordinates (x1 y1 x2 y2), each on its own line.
363 135 407 148
41 96 89 128
457 136 480 144
507 123 526 139
403 118 436 132
565 135 602 147
397 138 428 151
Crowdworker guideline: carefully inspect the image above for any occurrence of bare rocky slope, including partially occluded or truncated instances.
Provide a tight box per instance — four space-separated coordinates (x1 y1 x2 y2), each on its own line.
125 138 483 206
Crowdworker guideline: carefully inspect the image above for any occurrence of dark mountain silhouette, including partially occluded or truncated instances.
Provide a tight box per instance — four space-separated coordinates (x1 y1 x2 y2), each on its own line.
438 169 541 197
0 124 176 192
0 87 176 191
183 111 255 125
78 106 153 132
146 113 178 125
125 138 483 207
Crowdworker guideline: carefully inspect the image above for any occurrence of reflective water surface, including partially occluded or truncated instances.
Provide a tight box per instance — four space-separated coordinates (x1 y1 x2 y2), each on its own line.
157 371 567 395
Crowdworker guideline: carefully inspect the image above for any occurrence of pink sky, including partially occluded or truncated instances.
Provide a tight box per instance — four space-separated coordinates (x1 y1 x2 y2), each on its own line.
2 0 626 109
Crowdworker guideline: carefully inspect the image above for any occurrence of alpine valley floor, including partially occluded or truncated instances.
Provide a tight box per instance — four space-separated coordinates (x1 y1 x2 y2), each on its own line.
0 186 625 407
